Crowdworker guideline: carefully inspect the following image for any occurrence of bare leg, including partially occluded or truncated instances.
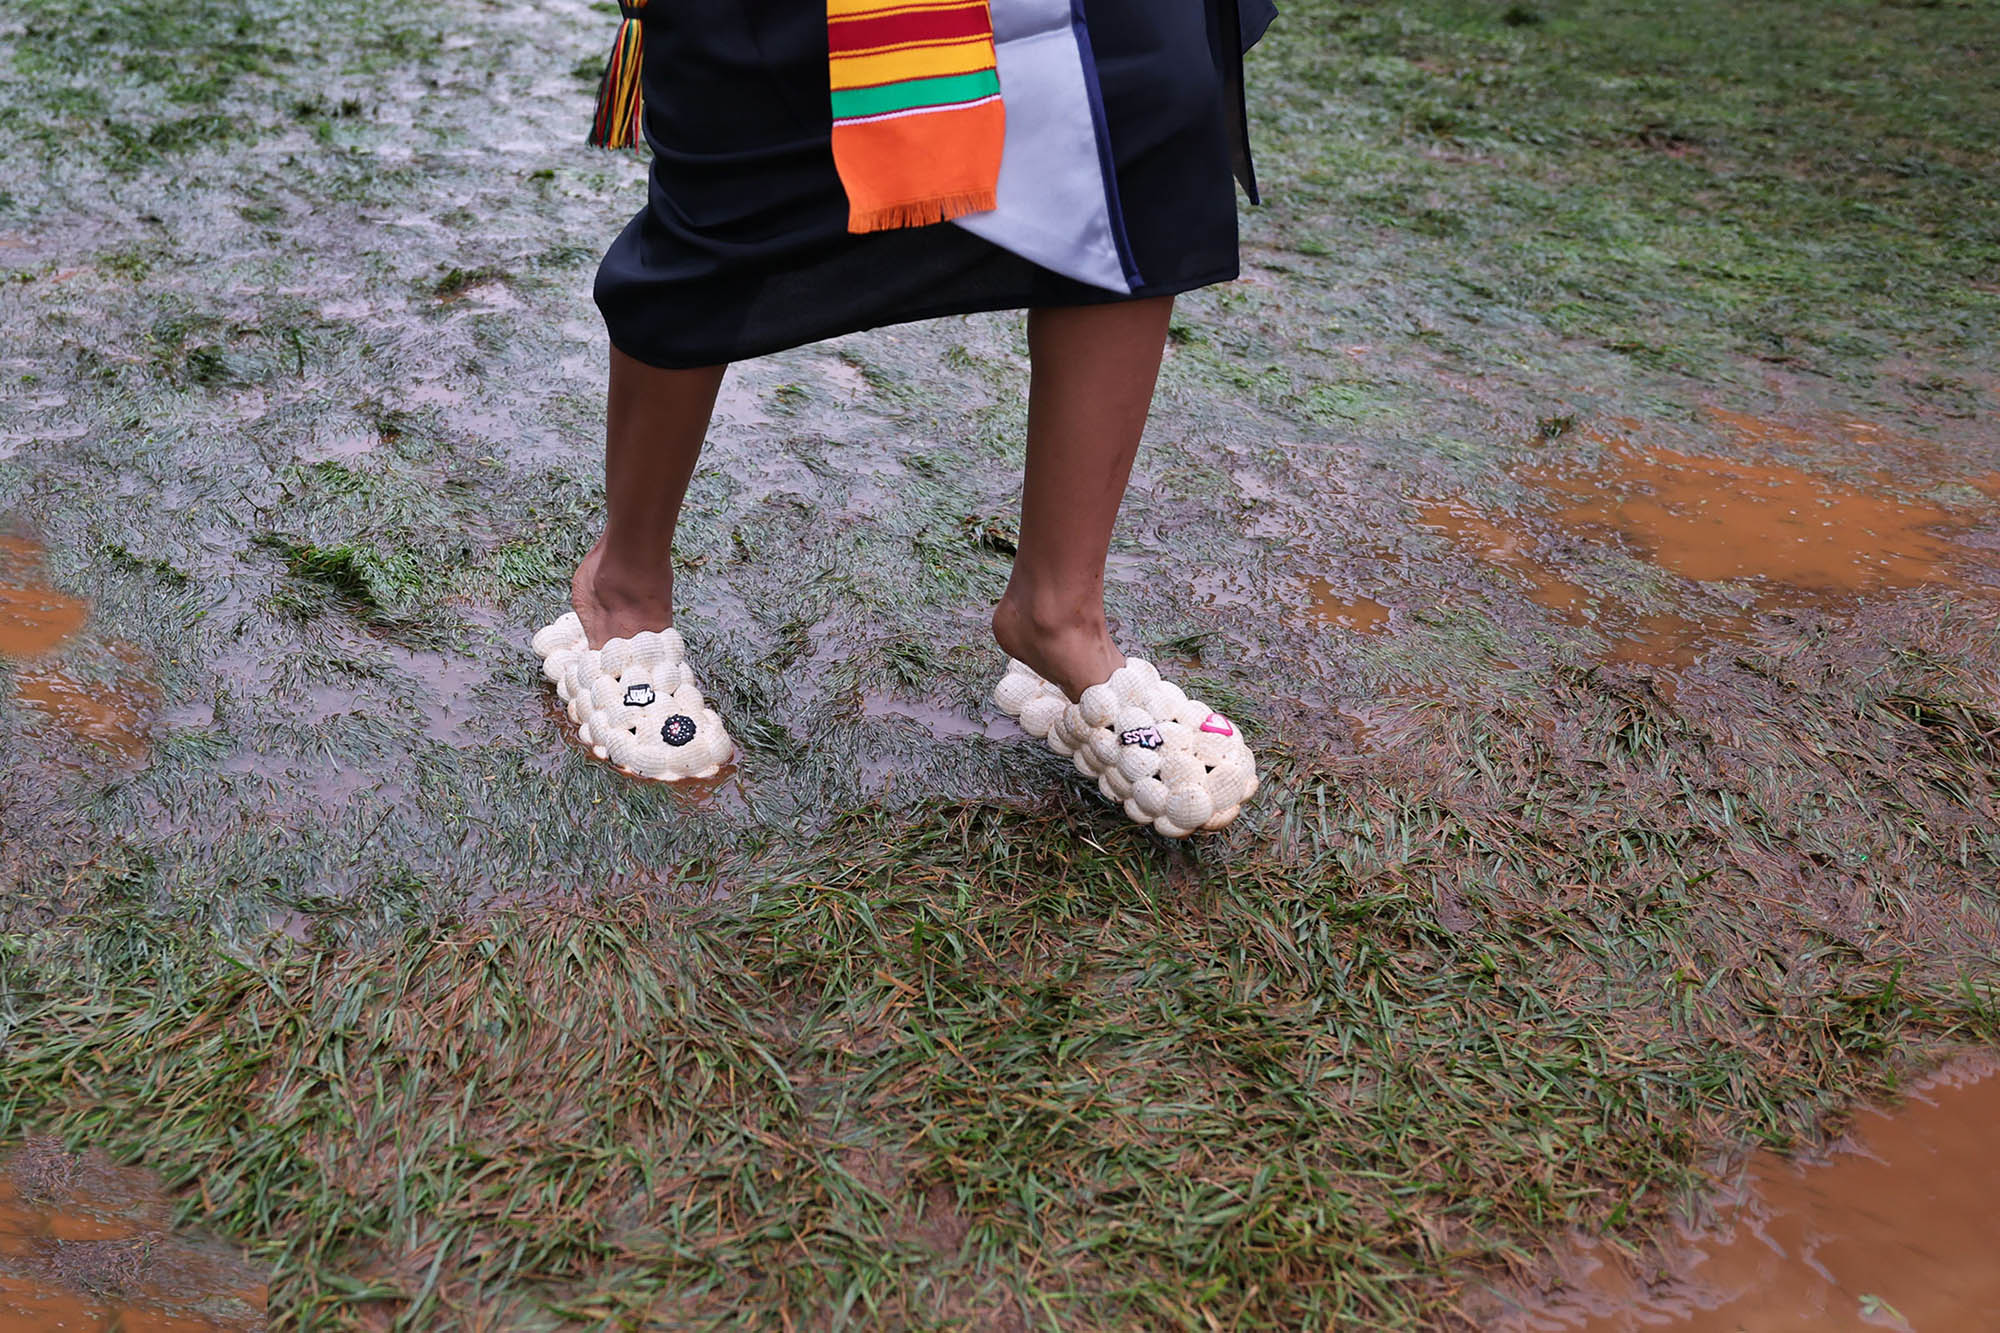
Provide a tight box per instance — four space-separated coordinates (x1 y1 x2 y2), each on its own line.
571 346 727 648
993 294 1175 700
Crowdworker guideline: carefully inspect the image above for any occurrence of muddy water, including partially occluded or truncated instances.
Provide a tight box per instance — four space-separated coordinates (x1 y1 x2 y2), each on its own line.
0 1139 265 1332
1416 501 1593 619
1402 418 1994 674
1303 579 1392 633
0 536 86 659
1528 434 1970 593
0 535 152 763
1484 1057 2000 1332
860 690 1016 740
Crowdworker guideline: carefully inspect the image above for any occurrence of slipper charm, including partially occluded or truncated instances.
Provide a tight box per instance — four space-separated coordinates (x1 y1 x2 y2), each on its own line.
993 656 1258 838
531 611 735 781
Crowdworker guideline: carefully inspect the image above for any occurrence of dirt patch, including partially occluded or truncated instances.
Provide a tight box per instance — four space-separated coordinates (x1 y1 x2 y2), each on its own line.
0 1137 266 1332
0 534 154 764
1477 1055 2000 1332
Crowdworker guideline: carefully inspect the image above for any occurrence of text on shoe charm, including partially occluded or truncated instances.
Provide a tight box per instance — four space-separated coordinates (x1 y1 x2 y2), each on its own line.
1119 725 1165 750
1199 714 1234 736
624 683 657 708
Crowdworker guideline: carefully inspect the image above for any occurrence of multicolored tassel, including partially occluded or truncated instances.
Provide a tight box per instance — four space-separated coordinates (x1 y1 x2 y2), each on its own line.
587 0 648 151
587 0 1006 236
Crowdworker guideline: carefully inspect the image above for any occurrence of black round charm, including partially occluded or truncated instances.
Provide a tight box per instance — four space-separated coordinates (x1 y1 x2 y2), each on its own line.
660 714 698 747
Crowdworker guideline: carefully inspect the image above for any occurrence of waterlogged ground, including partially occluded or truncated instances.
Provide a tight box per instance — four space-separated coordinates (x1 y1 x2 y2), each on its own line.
0 1137 267 1332
2 0 1998 1328
1479 1056 2000 1332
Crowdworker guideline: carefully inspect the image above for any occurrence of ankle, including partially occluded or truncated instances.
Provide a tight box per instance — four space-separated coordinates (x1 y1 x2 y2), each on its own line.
992 585 1124 701
573 543 676 646
591 551 673 610
994 581 1104 639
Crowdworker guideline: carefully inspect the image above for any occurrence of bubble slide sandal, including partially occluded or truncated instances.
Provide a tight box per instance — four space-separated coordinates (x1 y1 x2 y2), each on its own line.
992 655 1258 838
531 612 735 781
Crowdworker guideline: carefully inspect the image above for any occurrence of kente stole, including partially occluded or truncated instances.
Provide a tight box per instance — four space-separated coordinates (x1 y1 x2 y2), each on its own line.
589 1 1006 235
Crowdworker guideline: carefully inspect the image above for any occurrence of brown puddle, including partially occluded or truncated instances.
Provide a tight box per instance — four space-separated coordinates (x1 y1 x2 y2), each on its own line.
1303 578 1393 633
1410 418 1995 674
1481 1056 2000 1332
1417 501 1593 619
0 535 87 659
1527 435 1972 593
0 1137 266 1332
0 534 152 764
1413 500 1729 670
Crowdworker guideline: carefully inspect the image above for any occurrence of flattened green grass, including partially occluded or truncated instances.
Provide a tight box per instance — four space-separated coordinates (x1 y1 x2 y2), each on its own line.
8 616 1999 1329
1245 0 2000 392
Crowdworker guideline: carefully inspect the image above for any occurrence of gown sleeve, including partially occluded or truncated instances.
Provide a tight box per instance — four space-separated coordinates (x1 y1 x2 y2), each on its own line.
1217 0 1277 202
1241 0 1278 51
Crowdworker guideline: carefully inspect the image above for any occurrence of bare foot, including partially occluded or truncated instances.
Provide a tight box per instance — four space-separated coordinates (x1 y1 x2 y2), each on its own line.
571 542 677 649
992 589 1126 702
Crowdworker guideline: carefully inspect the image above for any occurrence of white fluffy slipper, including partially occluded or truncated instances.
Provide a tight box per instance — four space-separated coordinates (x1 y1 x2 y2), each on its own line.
531 611 735 781
993 656 1259 838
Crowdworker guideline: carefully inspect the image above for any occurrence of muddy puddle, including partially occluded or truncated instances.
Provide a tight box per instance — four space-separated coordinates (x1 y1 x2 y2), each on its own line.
0 1137 266 1332
1303 579 1392 633
1480 1055 2000 1332
0 535 153 765
1526 432 1971 592
1401 414 1997 673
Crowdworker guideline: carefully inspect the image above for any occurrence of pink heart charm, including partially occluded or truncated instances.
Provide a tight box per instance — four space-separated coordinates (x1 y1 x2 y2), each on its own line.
1199 713 1234 737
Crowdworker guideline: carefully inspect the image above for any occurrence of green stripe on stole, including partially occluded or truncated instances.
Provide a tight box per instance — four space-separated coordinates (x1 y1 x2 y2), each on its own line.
830 69 1002 123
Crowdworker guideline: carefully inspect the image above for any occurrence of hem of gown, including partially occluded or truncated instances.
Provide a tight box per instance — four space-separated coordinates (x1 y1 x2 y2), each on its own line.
603 263 1242 371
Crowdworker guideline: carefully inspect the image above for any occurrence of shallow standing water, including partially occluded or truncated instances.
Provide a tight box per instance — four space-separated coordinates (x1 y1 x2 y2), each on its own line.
0 1140 265 1332
0 534 152 765
1482 1057 2000 1332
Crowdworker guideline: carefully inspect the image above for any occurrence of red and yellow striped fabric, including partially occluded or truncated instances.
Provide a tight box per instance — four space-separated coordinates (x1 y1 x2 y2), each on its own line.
587 0 1004 234
827 0 1005 233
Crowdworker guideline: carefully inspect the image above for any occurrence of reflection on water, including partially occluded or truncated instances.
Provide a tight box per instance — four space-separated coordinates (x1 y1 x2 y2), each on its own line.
0 1137 266 1332
1482 1056 2000 1332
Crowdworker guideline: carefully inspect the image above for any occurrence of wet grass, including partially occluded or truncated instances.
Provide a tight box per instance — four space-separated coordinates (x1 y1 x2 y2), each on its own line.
3 0 1999 1328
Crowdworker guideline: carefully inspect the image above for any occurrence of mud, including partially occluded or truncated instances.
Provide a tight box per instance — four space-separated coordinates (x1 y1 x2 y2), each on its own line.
1479 1056 2000 1332
0 1139 265 1332
0 535 86 659
0 535 154 765
860 690 1017 741
1303 579 1393 633
1409 417 1997 677
1528 431 1974 594
10 669 152 762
